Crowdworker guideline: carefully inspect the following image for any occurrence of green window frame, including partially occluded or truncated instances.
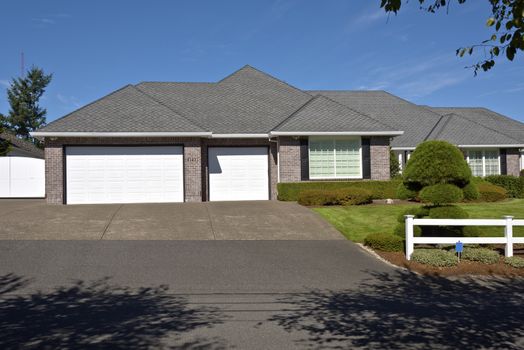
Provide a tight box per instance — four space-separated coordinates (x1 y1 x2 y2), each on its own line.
308 137 362 179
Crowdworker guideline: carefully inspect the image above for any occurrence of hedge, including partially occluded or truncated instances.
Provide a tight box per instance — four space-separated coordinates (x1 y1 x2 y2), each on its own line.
364 233 404 252
297 188 373 206
277 180 401 201
477 182 507 202
461 247 500 264
484 175 524 198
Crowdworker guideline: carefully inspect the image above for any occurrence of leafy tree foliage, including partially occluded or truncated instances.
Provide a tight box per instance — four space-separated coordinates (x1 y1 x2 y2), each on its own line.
380 0 524 74
0 120 11 156
3 66 52 144
390 148 401 178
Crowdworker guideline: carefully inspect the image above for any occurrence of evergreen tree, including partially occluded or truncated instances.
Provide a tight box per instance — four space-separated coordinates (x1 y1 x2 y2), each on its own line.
4 66 52 144
0 117 10 156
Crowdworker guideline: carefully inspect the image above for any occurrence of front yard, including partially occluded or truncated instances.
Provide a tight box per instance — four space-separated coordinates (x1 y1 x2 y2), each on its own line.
314 199 524 243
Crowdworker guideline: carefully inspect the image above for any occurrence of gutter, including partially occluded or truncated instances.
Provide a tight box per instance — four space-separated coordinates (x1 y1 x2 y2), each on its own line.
30 131 213 138
269 131 404 137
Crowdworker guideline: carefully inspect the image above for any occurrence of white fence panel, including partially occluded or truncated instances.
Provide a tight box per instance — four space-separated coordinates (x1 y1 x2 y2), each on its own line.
405 215 524 260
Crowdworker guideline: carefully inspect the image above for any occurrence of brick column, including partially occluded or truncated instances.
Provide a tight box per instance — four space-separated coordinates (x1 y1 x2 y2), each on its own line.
506 148 520 177
44 140 64 204
370 136 390 180
183 139 202 202
278 137 301 182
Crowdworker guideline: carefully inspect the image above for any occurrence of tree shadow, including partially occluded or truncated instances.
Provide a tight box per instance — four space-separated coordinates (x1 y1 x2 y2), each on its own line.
0 274 227 349
269 271 524 349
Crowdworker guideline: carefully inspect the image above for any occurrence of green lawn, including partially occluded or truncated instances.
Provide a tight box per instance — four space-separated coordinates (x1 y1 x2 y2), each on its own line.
314 199 524 242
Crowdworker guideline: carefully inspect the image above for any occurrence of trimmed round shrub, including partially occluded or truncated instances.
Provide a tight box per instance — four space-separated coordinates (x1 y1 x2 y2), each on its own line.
396 206 430 223
364 233 404 252
462 247 500 264
504 256 524 268
428 205 469 219
462 226 482 237
396 183 418 200
335 188 373 206
402 141 472 191
462 182 480 201
477 183 507 202
485 175 524 198
419 184 464 205
411 248 458 267
393 222 422 237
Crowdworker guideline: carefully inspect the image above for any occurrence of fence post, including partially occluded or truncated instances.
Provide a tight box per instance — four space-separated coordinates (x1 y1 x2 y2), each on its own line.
405 215 415 260
504 216 514 257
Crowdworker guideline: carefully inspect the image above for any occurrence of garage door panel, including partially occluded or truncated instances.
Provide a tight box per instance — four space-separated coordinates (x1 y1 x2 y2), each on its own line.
209 147 269 201
66 146 184 204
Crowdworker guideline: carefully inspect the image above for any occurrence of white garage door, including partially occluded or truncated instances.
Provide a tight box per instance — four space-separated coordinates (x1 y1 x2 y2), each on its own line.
66 146 184 204
0 157 45 198
208 147 269 201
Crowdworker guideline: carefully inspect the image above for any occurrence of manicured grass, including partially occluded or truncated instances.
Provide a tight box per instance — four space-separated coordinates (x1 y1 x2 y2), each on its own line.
314 199 524 242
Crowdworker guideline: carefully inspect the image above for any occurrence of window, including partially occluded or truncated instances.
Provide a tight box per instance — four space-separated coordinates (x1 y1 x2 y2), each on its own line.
309 137 362 179
466 149 500 177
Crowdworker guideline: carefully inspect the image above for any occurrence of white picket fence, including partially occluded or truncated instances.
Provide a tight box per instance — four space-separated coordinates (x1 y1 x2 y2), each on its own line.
404 215 524 260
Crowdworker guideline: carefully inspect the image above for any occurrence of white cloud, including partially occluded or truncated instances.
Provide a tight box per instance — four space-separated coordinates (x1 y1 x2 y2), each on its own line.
57 94 81 108
32 18 55 25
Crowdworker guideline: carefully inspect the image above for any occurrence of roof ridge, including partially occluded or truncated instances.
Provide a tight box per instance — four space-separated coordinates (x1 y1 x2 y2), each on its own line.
137 81 215 85
270 96 318 131
424 114 449 141
133 84 208 131
314 93 398 131
217 64 313 97
41 84 135 130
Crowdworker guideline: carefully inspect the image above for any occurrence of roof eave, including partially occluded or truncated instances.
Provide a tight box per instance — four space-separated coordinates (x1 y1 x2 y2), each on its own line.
269 131 404 137
30 131 213 138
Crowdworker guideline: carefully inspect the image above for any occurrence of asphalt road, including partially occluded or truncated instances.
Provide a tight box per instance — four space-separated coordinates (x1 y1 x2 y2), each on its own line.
1 240 523 349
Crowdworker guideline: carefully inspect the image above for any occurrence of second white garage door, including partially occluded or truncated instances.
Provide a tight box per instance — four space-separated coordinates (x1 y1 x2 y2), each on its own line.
208 147 269 201
66 146 184 204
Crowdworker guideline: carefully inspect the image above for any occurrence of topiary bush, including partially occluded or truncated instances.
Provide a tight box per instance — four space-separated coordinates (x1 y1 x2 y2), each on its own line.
485 175 524 198
477 182 507 202
428 205 469 219
297 188 373 206
396 206 430 223
394 222 422 238
402 141 472 191
461 247 500 264
419 184 464 205
364 233 404 252
504 256 524 268
462 182 480 201
396 183 418 200
411 248 458 267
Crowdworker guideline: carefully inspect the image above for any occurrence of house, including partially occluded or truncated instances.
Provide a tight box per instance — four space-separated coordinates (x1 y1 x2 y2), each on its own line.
31 65 524 204
0 132 45 198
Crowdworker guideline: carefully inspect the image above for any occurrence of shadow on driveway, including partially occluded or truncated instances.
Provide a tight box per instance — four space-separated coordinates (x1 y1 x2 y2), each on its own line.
268 270 524 349
0 274 227 349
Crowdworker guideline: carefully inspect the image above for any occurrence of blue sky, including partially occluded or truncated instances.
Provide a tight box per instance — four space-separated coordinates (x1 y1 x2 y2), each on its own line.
1 0 523 123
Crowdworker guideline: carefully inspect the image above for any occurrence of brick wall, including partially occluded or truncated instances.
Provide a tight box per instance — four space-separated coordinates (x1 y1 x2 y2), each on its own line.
506 148 521 176
370 136 390 180
44 137 203 204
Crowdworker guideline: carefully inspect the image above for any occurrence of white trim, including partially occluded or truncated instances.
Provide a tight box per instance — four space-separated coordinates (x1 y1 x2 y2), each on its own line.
30 131 213 138
211 133 269 138
391 147 416 151
270 131 403 137
277 138 281 183
308 136 363 180
458 144 524 148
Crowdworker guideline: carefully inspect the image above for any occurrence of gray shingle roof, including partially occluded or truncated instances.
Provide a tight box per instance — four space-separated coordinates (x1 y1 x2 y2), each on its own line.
425 113 523 145
40 85 206 133
137 65 313 134
428 107 524 144
308 90 442 147
274 95 397 133
0 132 44 158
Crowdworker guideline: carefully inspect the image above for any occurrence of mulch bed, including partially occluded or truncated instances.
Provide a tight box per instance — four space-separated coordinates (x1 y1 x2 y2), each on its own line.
375 246 524 277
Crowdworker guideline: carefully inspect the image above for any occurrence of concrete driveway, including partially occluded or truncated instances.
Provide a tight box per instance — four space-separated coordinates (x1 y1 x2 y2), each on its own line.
0 199 343 240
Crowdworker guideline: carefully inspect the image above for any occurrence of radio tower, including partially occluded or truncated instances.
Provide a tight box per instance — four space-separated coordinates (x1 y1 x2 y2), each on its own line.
20 51 25 77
